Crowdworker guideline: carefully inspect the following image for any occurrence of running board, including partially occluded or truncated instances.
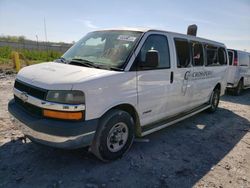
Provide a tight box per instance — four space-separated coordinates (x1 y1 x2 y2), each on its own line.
141 104 211 136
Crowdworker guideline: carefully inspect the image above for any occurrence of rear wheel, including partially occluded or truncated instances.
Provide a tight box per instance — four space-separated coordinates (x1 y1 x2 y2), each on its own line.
207 89 220 113
234 80 243 96
91 109 134 161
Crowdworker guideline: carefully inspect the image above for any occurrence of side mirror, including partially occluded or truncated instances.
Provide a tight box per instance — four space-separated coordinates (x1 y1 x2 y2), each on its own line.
142 50 159 68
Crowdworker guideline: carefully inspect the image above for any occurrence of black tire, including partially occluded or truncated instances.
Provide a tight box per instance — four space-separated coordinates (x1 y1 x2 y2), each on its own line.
234 80 243 96
91 109 135 161
207 89 220 113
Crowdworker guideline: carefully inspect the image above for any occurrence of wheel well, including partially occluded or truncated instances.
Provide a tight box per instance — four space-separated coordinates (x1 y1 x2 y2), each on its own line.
106 104 141 137
214 83 221 92
240 77 244 84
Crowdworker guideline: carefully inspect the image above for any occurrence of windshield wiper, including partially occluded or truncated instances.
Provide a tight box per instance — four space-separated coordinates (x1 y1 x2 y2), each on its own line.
55 57 68 63
69 58 101 68
69 58 124 71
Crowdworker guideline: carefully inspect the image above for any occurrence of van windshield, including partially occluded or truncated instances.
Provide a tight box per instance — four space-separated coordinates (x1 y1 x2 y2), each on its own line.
62 30 142 70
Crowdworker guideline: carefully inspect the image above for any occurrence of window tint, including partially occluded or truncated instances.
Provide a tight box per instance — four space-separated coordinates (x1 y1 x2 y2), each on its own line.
139 35 170 69
205 45 219 66
228 51 233 65
174 39 191 68
239 53 250 66
191 41 204 66
218 47 227 65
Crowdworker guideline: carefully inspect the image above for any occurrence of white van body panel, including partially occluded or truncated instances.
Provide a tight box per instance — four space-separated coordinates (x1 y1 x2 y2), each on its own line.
127 31 195 126
227 50 250 88
72 71 138 120
167 34 194 114
133 31 228 126
238 51 250 86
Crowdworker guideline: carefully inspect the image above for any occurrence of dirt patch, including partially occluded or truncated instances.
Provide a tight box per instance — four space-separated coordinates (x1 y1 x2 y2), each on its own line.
0 77 250 188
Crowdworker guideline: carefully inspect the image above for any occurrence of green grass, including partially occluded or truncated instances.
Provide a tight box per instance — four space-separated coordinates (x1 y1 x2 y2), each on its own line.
0 57 11 64
0 47 12 59
0 46 62 64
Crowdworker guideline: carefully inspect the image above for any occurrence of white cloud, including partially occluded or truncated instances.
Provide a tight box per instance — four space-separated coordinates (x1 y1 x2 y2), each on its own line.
75 19 98 29
83 20 98 29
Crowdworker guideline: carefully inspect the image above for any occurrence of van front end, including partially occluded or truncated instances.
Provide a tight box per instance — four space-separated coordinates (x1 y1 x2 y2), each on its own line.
8 79 98 149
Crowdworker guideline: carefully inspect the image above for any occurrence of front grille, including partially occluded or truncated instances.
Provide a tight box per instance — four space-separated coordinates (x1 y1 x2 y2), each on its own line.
14 79 46 117
14 96 43 117
14 80 47 100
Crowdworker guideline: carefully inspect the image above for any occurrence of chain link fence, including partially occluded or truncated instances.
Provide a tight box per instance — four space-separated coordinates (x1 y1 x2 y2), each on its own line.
0 40 72 53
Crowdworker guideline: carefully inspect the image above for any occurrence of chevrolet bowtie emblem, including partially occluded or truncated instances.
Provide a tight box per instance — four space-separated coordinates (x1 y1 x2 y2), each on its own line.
20 92 28 103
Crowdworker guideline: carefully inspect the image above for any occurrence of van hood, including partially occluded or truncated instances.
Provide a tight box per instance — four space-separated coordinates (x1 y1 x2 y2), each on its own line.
16 62 117 90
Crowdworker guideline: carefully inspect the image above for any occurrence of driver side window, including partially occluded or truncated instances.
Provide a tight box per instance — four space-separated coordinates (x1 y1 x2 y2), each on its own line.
139 34 170 69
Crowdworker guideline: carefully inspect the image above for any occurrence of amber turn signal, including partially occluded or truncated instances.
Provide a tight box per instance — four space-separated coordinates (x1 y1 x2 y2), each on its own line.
43 109 83 120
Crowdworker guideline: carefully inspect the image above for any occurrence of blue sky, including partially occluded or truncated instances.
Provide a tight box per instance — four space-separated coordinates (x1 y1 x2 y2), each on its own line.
0 0 249 51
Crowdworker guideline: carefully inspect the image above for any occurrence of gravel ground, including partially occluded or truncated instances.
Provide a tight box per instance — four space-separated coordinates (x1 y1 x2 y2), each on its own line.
0 74 250 188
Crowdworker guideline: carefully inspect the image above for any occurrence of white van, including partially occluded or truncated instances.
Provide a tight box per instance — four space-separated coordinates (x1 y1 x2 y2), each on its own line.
8 29 228 161
227 49 250 95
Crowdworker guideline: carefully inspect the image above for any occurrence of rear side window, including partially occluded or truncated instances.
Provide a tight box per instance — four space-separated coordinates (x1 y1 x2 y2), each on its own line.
228 51 233 65
205 45 218 66
218 47 227 65
139 34 170 69
175 39 191 68
239 53 249 66
191 41 204 66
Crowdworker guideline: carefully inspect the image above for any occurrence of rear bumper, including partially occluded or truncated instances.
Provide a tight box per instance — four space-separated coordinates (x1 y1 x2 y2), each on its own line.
8 99 98 149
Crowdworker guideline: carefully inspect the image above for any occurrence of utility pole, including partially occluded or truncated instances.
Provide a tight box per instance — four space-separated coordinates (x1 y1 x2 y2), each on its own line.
44 17 49 60
36 35 39 50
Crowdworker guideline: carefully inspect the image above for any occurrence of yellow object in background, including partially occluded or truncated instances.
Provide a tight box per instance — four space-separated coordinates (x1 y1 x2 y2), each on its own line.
12 52 20 72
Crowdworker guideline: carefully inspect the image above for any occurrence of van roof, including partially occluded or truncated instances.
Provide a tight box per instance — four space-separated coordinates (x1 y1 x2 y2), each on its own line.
95 27 225 47
228 49 250 54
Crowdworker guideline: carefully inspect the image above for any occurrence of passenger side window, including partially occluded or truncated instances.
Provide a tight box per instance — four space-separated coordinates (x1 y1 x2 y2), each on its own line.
191 41 204 66
139 35 170 69
218 47 227 65
205 45 219 66
174 39 191 68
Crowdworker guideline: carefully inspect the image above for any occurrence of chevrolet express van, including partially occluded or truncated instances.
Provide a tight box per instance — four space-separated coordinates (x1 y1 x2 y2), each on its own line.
227 49 250 95
8 29 228 161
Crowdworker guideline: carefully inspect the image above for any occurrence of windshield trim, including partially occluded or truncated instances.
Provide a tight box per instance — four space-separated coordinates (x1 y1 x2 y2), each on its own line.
120 31 145 71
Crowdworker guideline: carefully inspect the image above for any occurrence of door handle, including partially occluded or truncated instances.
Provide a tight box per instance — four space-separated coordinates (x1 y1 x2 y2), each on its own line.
184 71 191 80
170 71 174 84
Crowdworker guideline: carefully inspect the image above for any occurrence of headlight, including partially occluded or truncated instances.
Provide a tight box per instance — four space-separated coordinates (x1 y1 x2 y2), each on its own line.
46 90 85 104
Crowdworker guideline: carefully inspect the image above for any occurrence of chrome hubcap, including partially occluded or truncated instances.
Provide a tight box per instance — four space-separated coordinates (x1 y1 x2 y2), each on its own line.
107 122 129 152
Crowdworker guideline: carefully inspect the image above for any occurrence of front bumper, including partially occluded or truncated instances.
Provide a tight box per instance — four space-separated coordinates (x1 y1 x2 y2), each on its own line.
8 99 98 149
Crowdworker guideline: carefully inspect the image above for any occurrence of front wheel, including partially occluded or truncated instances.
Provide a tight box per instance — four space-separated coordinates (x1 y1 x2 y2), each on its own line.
207 89 220 113
91 110 135 161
